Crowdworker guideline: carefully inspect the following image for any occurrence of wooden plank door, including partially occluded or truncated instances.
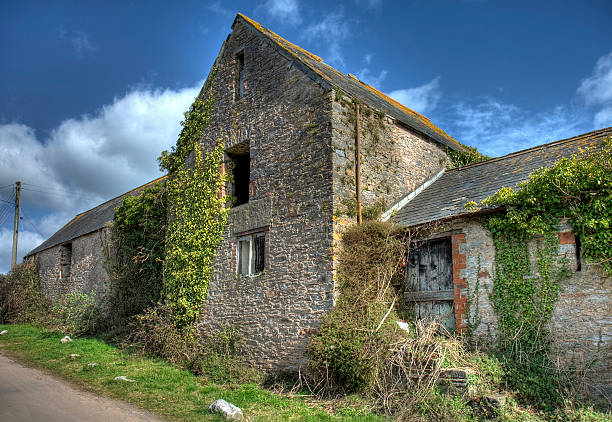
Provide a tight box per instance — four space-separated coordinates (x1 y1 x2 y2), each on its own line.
405 238 455 332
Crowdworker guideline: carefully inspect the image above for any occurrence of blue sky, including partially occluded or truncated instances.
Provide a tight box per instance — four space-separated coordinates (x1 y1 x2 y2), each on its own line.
1 0 611 272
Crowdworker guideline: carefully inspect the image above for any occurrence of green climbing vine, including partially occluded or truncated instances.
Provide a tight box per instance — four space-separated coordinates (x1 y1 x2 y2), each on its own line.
445 144 489 168
477 137 612 409
109 181 167 325
161 142 229 327
158 68 230 327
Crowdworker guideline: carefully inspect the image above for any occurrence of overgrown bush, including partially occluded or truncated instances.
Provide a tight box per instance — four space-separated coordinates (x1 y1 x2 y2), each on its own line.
48 291 100 337
307 221 406 395
107 181 167 329
0 260 46 324
125 304 259 385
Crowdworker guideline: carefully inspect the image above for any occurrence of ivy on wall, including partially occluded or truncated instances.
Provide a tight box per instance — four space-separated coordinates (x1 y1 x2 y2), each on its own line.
445 145 489 168
158 70 230 327
161 142 229 327
110 182 167 324
110 68 228 329
478 138 612 409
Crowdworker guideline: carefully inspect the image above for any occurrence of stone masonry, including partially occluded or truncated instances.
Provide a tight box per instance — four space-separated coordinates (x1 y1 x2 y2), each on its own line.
429 217 611 398
35 228 111 308
195 16 451 371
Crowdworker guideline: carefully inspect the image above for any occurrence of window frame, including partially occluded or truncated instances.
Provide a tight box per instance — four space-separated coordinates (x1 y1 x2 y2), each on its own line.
236 231 266 276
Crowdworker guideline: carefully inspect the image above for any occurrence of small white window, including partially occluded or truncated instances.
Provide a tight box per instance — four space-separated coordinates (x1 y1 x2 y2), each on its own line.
237 232 265 276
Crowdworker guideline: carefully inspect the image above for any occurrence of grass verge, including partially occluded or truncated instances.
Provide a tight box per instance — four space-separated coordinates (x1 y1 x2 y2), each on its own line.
0 324 385 421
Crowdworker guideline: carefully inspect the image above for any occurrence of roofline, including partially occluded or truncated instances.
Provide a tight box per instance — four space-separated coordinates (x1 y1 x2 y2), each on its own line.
446 126 612 173
72 174 167 221
401 206 507 229
233 13 465 152
24 175 167 257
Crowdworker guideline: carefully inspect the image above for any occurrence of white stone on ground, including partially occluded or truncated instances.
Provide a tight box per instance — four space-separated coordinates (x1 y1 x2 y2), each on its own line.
209 399 244 420
60 336 72 343
0 330 8 335
114 376 135 382
87 363 98 368
70 354 80 358
396 321 410 333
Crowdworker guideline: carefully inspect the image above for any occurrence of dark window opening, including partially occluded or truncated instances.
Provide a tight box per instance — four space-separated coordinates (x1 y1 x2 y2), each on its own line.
235 51 245 100
228 149 250 206
59 243 72 280
575 235 582 271
254 234 265 273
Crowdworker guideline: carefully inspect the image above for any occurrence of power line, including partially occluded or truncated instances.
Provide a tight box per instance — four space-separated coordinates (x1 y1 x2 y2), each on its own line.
0 184 14 190
20 210 44 238
21 187 100 202
22 182 101 200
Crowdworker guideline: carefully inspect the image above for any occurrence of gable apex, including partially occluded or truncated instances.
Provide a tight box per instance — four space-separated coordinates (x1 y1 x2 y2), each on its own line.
232 13 465 152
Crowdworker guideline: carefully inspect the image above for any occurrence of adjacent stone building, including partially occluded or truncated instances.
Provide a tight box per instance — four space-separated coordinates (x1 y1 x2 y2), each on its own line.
389 128 612 398
25 13 610 398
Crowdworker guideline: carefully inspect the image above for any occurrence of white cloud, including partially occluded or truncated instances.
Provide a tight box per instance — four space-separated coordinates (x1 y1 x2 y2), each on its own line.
0 227 44 274
0 83 200 261
594 107 612 127
303 10 350 67
578 52 612 106
447 99 586 157
387 77 441 114
355 68 388 88
577 51 612 127
263 0 302 25
363 54 373 65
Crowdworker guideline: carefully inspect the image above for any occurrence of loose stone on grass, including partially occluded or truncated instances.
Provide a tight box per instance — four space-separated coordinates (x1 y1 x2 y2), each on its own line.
114 376 136 382
60 336 72 343
209 399 244 421
0 330 8 335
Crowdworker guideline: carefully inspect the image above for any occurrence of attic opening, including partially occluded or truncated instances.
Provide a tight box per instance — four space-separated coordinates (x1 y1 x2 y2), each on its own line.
59 242 72 280
234 50 245 101
227 141 250 206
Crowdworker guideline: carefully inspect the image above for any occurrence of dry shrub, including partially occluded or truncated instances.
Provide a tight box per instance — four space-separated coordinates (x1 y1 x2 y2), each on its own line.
125 304 260 384
375 320 463 419
307 221 406 395
0 260 47 324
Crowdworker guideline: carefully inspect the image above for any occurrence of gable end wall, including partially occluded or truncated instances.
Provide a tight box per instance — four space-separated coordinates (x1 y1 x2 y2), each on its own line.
195 20 335 371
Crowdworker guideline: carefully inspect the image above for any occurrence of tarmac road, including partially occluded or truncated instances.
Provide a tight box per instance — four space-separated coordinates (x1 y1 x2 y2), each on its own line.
0 353 164 422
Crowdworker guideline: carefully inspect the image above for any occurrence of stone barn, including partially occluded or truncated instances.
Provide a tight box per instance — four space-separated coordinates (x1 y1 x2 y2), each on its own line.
26 13 611 398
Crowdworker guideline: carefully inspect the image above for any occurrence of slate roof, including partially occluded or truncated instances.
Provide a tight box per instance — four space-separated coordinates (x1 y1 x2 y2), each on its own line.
392 127 612 227
235 14 464 152
27 176 167 256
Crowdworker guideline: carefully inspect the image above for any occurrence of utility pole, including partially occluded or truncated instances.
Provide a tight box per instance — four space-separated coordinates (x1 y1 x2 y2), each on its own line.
11 181 21 270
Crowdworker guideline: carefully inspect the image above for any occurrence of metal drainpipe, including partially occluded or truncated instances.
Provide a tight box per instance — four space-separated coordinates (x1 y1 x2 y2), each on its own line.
355 103 362 224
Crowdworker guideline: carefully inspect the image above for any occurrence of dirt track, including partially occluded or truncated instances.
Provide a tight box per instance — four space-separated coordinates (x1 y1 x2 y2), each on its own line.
0 353 164 422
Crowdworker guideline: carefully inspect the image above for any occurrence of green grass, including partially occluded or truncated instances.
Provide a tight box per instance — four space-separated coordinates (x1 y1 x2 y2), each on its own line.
0 324 385 421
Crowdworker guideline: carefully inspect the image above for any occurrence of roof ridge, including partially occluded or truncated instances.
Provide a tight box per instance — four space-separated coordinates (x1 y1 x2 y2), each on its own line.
446 127 612 173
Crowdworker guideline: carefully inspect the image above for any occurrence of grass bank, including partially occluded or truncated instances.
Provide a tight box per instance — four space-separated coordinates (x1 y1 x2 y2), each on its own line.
0 324 384 422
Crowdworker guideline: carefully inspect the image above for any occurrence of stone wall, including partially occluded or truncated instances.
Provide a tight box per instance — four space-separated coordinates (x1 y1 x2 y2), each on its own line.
34 228 111 308
427 217 611 398
330 97 449 219
195 19 335 371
